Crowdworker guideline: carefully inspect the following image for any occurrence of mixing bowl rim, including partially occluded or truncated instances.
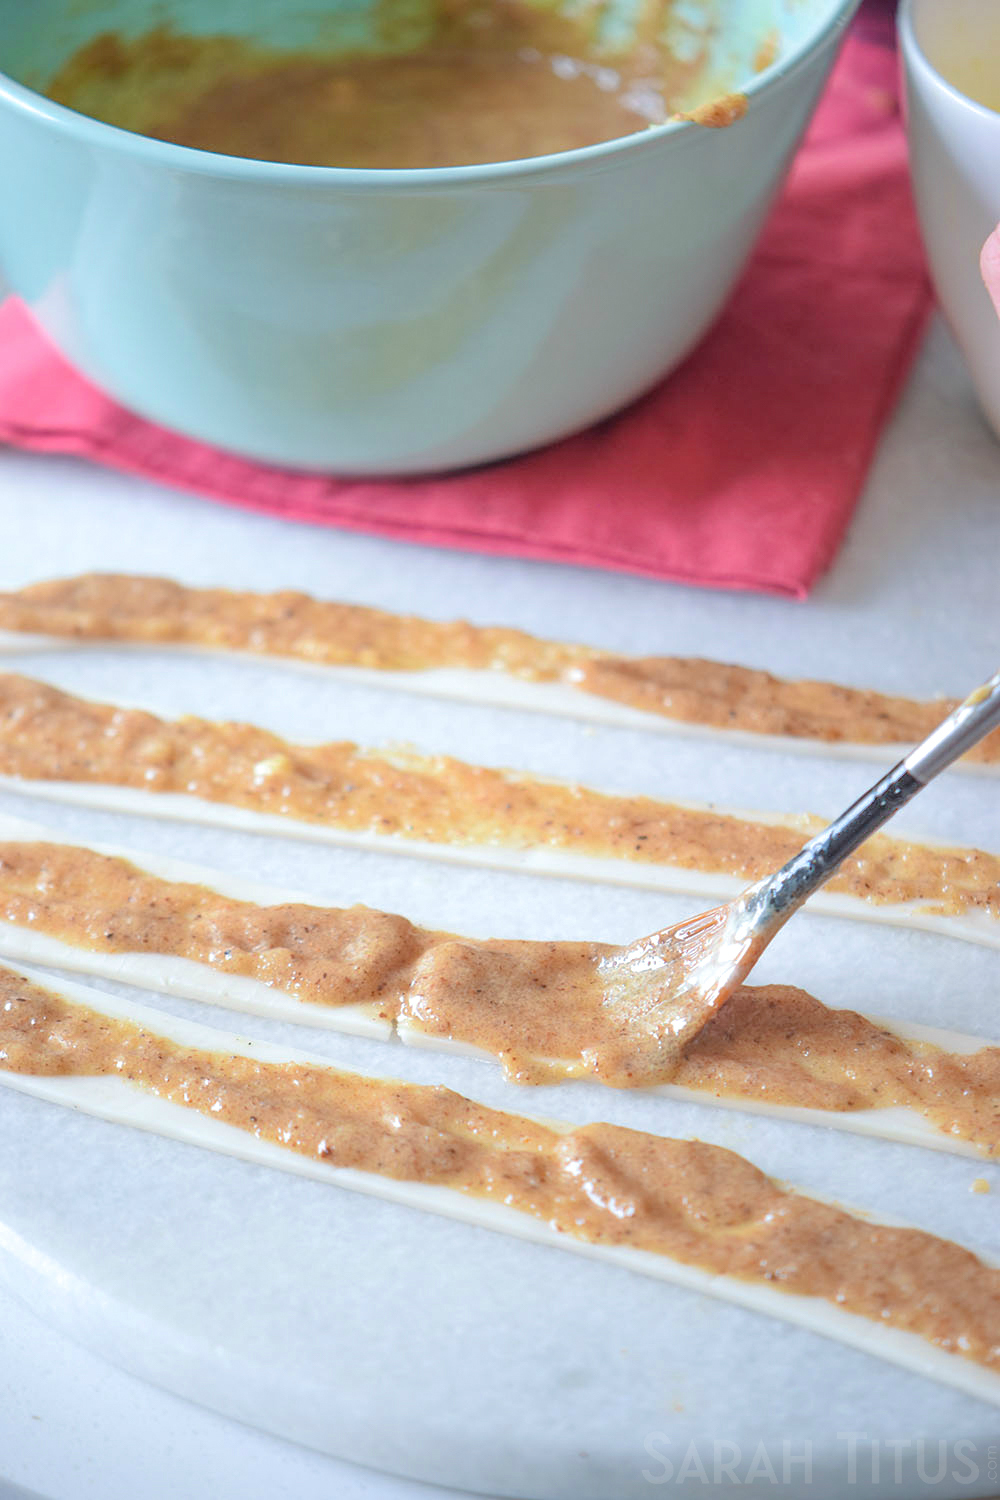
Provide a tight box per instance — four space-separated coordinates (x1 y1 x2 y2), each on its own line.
0 0 860 188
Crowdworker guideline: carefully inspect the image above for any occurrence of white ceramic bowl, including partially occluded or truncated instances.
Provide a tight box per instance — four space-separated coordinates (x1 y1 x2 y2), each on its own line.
0 0 859 474
900 0 1000 441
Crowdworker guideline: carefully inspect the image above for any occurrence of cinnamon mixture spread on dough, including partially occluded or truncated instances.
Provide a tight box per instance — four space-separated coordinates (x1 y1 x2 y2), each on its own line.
1 839 998 1147
2 964 998 1373
0 574 995 760
0 672 996 924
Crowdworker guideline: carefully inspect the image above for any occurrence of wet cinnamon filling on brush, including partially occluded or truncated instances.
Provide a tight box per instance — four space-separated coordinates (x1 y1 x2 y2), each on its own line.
1 840 998 1146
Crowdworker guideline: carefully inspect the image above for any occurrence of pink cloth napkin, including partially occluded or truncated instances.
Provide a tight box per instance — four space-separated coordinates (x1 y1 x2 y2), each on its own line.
0 32 930 599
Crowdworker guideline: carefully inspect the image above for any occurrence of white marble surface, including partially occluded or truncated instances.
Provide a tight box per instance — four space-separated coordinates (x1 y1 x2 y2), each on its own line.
0 1277 454 1500
1 314 1000 1500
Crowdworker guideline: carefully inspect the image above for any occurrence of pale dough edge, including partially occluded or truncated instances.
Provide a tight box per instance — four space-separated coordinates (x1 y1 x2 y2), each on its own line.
0 631 994 775
0 775 996 952
1 958 998 1411
0 810 995 1160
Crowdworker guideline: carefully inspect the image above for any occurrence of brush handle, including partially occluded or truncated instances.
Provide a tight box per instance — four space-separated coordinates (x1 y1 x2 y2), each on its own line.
758 668 1000 923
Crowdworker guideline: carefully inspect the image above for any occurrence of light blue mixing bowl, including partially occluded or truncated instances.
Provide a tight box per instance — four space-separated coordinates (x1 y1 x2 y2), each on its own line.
0 0 860 473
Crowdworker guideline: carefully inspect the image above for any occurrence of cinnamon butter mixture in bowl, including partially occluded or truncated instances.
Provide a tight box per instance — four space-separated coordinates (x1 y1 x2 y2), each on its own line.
44 10 718 170
39 0 755 170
